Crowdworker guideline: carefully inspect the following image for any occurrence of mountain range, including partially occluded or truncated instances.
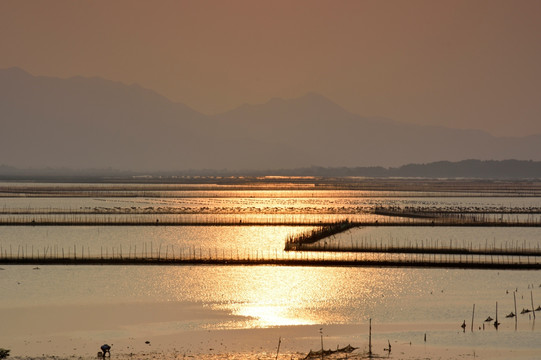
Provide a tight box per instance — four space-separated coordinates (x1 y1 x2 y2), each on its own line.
2 67 541 172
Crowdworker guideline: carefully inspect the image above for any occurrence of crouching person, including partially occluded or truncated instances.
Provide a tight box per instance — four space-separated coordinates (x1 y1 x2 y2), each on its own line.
100 344 111 358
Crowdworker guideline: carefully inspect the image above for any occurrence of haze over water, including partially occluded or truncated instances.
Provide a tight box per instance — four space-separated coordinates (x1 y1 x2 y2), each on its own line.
1 181 541 359
2 2 541 359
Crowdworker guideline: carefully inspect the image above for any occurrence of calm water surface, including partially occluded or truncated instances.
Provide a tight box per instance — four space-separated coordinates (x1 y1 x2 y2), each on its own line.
1 264 540 350
1 183 541 353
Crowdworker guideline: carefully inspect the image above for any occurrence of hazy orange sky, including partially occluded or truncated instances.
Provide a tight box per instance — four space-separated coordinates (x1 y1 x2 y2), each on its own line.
1 0 540 137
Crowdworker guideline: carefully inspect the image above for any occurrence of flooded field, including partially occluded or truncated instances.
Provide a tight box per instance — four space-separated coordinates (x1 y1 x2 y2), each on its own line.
1 178 541 359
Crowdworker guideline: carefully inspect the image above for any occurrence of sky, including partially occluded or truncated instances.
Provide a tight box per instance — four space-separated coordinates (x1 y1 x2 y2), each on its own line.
1 0 541 137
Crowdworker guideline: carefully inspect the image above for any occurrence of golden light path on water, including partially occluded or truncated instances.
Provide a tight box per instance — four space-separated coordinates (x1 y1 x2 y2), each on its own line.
3 182 541 359
225 267 410 329
153 251 411 330
107 223 416 330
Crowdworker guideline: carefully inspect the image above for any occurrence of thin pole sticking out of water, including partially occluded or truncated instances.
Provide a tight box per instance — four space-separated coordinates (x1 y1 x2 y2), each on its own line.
368 318 372 357
531 291 536 319
471 304 475 332
320 328 324 360
514 291 518 330
494 302 500 329
275 337 281 360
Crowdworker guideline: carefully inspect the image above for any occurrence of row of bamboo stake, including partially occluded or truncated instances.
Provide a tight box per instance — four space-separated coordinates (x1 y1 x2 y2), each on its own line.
1 244 541 268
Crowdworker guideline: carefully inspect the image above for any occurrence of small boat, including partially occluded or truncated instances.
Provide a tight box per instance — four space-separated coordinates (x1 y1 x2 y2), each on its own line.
461 320 466 329
505 312 515 318
520 308 531 314
535 306 541 312
484 316 493 322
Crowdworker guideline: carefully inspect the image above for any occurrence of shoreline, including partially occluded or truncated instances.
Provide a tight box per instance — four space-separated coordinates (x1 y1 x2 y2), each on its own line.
3 265 541 360
5 321 541 360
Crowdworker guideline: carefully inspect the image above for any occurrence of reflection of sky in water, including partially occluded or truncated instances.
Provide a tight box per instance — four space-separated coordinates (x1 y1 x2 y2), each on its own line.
331 226 541 252
208 266 412 328
3 265 541 330
0 226 313 258
3 224 541 264
2 187 541 350
2 189 541 212
140 266 540 336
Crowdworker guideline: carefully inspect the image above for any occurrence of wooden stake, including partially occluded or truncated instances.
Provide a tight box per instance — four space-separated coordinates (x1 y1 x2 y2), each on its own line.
514 291 518 329
368 318 372 357
320 328 324 360
531 291 536 319
471 304 475 332
494 302 500 328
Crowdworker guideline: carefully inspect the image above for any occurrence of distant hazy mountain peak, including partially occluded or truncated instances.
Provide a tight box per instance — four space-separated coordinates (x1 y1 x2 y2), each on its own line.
223 92 350 119
0 66 33 79
1 68 541 171
290 92 348 113
2 66 28 73
265 96 287 105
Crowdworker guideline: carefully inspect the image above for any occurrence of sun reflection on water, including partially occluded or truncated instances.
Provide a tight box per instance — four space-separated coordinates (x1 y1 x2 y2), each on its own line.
153 264 412 329
130 224 417 329
215 266 329 328
234 304 313 327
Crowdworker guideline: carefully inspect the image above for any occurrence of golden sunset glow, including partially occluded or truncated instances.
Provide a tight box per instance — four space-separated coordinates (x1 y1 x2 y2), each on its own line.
2 1 541 140
235 304 312 327
2 1 541 358
147 262 413 329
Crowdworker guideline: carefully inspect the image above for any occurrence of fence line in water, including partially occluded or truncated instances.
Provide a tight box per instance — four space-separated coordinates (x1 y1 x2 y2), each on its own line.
1 243 541 269
292 241 541 257
1 204 541 226
1 215 541 226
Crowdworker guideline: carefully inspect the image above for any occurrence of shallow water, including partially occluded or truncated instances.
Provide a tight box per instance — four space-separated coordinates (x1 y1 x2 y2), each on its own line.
1 182 541 356
1 265 540 349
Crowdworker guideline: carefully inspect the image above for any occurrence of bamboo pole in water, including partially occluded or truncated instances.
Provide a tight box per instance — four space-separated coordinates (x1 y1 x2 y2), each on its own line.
531 291 536 319
320 328 324 360
494 302 500 328
471 304 475 332
368 318 372 357
514 291 518 329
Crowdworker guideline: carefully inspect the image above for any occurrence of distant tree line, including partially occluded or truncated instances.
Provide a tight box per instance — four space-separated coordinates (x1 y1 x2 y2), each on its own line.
255 160 541 179
1 159 541 180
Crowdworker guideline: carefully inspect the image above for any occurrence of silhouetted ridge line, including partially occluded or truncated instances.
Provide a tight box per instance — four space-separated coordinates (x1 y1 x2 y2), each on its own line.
1 159 541 179
2 67 541 171
254 160 541 179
